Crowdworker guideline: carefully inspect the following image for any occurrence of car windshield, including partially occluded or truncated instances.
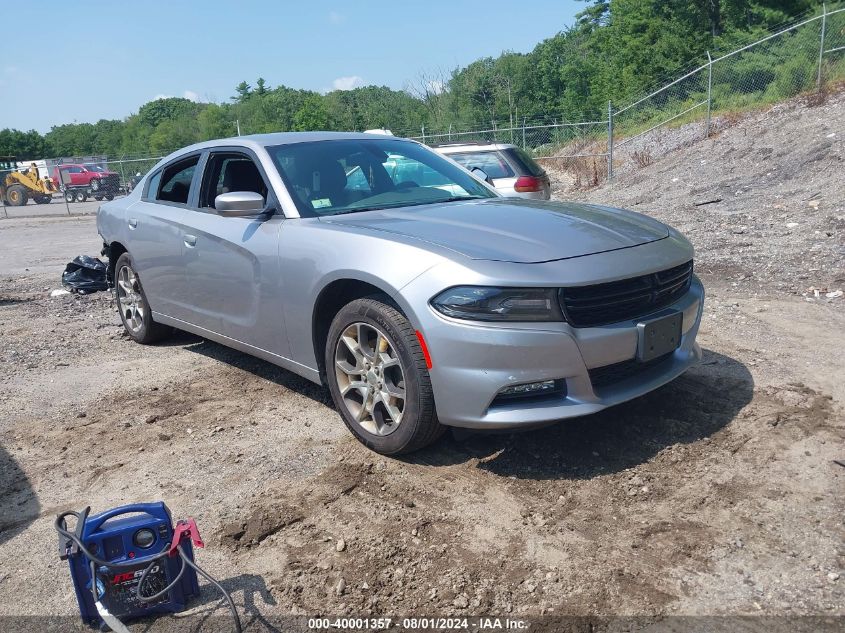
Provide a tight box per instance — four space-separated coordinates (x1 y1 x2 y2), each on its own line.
267 138 496 217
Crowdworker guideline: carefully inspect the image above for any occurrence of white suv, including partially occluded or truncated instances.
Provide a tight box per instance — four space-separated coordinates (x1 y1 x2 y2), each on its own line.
433 142 551 200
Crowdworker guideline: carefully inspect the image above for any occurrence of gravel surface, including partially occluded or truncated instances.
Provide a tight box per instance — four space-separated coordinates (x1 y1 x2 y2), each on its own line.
0 92 843 631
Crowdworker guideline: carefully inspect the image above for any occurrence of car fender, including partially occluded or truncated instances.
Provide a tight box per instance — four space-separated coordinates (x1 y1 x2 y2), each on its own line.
278 220 447 372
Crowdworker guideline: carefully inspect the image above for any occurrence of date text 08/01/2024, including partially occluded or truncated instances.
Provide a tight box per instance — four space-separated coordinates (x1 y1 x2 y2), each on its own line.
307 617 528 630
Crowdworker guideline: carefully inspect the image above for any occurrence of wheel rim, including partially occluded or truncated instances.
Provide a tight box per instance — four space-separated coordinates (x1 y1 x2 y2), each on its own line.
116 265 145 333
334 322 406 436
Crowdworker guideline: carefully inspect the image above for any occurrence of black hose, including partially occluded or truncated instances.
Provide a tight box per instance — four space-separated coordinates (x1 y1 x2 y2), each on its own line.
56 510 241 632
179 550 242 633
136 550 186 602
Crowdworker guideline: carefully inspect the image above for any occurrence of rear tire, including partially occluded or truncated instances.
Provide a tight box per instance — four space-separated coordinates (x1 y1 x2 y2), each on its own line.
65 190 75 203
6 185 28 206
78 191 88 202
114 252 172 345
325 296 444 455
105 193 114 201
94 195 103 201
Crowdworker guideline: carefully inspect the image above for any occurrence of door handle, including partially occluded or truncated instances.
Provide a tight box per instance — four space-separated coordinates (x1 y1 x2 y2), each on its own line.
184 235 197 248
128 218 138 229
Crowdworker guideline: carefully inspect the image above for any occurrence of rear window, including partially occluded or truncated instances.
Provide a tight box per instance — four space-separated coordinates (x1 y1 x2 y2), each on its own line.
449 151 514 180
506 147 546 177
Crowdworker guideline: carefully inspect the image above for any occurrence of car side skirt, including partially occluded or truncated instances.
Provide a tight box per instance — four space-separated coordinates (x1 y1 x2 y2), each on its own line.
153 312 322 384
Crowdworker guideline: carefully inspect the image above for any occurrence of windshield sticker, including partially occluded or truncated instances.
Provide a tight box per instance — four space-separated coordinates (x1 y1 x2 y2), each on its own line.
311 198 332 209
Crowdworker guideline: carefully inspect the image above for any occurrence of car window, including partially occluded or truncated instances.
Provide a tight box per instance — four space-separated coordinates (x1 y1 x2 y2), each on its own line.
267 138 495 218
68 166 83 174
145 170 162 198
343 164 372 193
156 156 199 205
507 147 546 177
449 151 514 179
199 153 268 209
383 155 455 188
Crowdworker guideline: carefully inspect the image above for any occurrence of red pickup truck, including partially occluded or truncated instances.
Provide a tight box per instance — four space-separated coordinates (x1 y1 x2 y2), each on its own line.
53 164 120 202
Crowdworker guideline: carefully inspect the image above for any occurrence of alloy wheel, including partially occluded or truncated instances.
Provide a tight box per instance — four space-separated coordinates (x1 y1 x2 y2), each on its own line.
334 322 406 436
116 265 145 333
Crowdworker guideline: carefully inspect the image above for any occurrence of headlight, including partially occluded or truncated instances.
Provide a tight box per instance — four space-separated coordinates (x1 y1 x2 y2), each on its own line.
431 286 564 322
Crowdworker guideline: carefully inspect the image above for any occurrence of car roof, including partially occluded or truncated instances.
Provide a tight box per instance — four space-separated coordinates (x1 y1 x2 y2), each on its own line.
432 143 516 154
167 131 409 158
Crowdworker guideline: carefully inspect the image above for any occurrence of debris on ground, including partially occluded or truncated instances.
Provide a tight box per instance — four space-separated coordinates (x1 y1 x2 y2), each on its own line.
61 255 108 294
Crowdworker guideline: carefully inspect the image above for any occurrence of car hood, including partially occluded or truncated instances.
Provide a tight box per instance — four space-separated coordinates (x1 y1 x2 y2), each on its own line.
321 199 669 263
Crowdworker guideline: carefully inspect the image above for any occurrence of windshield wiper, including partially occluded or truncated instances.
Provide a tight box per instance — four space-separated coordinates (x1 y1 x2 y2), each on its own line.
435 196 486 203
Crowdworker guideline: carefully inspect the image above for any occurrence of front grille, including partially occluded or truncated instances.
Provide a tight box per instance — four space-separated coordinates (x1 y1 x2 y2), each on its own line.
589 352 673 390
560 260 693 327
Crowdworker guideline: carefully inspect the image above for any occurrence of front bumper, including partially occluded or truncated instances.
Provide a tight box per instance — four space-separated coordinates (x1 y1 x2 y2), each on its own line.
420 275 704 429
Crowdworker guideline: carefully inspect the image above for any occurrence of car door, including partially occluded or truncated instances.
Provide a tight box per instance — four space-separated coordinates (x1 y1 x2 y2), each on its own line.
127 154 200 320
67 165 85 186
179 148 289 357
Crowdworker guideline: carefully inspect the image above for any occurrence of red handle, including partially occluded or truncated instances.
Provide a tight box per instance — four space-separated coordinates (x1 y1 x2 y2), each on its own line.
168 518 204 556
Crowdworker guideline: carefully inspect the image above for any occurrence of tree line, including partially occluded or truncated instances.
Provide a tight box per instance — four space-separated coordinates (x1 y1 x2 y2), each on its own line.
0 0 823 160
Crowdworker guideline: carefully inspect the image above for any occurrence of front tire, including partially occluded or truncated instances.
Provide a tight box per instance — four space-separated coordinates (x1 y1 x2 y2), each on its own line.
65 190 75 203
90 178 100 192
114 252 172 344
325 296 443 455
6 184 28 206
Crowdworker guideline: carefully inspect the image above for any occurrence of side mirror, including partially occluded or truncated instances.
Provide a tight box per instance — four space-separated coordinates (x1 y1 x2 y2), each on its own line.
214 191 267 217
471 167 493 185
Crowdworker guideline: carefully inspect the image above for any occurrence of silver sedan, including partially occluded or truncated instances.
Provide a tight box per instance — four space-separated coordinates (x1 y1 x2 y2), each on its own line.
98 132 703 455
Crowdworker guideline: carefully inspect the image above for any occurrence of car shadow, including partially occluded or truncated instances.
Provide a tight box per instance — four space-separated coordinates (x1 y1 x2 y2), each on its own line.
180 336 332 408
408 348 754 480
0 443 40 547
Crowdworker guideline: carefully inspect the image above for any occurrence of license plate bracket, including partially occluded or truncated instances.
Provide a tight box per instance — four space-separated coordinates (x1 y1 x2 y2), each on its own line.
637 312 682 362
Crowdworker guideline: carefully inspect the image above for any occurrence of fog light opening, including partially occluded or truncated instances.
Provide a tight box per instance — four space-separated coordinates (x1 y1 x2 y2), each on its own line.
493 379 566 404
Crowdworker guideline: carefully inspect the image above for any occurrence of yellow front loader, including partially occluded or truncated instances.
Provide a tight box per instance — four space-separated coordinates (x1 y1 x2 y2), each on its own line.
0 157 56 206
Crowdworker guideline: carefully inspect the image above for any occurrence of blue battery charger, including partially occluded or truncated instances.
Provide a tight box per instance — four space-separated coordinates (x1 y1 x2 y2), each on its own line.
59 502 200 625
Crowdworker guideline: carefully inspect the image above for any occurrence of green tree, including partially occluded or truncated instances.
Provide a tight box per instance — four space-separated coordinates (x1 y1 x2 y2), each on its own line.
0 128 47 160
233 81 252 102
293 94 330 130
197 104 233 140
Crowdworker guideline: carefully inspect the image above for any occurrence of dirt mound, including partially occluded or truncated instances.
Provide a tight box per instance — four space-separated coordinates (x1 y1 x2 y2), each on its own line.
569 89 845 303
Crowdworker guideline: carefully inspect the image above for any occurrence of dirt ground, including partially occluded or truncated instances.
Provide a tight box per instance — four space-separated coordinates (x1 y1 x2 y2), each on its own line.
0 93 843 632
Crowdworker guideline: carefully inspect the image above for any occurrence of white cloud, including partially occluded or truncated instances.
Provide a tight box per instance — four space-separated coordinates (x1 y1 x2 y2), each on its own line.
332 75 364 91
328 11 344 24
426 79 446 95
151 91 203 102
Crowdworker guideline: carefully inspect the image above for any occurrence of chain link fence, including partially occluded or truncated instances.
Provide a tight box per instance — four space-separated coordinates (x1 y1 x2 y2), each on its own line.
407 4 845 185
0 153 167 217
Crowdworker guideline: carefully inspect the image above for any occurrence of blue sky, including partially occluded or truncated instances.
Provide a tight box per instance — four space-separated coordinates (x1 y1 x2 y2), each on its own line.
0 1 582 133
